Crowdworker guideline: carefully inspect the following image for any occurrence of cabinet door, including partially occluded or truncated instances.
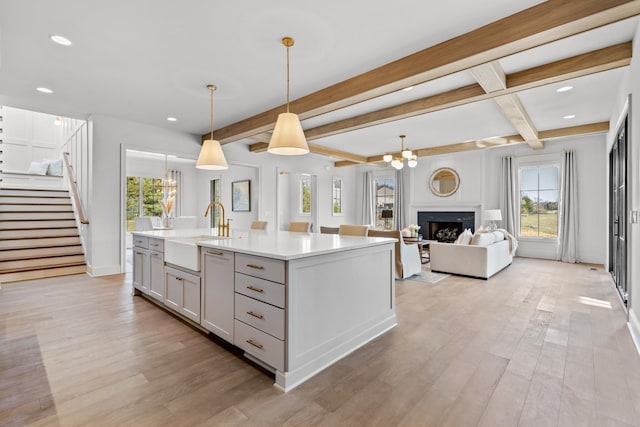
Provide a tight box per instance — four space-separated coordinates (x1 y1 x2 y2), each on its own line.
164 267 181 312
133 247 150 294
201 249 234 342
181 270 201 323
148 251 165 302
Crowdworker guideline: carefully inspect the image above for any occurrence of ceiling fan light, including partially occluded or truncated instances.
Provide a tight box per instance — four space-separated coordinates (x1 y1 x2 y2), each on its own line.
196 139 228 170
268 112 309 155
383 154 392 162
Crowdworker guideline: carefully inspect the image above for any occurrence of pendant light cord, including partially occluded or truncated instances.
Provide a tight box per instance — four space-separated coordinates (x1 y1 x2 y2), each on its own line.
210 86 215 140
286 43 290 113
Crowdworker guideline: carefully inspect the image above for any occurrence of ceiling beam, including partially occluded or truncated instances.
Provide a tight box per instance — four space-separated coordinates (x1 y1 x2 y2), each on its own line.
472 61 543 149
248 141 368 163
210 0 640 143
304 42 630 141
333 121 609 167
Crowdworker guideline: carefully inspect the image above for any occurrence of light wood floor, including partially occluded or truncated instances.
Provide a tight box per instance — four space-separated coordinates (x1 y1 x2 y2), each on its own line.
1 258 639 426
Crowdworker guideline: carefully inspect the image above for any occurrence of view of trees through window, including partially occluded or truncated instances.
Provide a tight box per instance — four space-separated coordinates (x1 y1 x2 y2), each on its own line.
332 178 342 214
375 177 394 228
300 177 311 215
519 165 559 238
126 176 164 231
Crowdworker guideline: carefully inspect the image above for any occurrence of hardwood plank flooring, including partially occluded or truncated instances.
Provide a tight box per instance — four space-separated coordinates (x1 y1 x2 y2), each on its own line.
1 258 640 426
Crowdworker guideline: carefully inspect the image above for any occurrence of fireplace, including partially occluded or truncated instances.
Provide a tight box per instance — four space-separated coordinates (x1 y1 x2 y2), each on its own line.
418 211 475 243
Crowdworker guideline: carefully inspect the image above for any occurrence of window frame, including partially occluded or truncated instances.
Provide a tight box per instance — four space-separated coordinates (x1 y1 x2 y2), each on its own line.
373 172 395 229
332 177 343 216
299 175 312 216
517 160 560 241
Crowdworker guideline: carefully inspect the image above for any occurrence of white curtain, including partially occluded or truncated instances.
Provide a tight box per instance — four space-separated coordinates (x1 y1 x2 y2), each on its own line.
500 156 518 235
361 171 374 226
559 150 578 263
394 168 405 230
168 169 182 217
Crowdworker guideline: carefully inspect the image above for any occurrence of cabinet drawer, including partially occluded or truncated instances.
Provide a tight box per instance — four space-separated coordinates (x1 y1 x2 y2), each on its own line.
235 273 285 308
235 253 285 284
234 320 284 371
133 236 149 249
148 238 164 252
234 293 284 340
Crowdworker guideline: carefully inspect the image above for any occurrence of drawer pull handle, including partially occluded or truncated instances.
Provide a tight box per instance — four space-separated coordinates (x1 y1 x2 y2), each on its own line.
150 243 159 247
247 311 264 319
151 252 160 256
246 264 265 270
246 339 263 349
208 251 224 256
246 285 264 293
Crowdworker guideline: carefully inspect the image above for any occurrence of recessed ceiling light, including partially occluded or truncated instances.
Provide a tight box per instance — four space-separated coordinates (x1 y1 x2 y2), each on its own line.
36 87 53 94
563 114 576 119
50 35 72 46
556 85 573 93
167 117 177 122
401 86 414 92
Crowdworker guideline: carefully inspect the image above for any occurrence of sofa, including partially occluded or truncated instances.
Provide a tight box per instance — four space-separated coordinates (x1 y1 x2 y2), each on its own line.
429 230 514 279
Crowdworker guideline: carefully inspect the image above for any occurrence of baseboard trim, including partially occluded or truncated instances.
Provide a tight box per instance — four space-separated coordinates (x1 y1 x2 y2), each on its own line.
628 308 640 356
86 264 121 277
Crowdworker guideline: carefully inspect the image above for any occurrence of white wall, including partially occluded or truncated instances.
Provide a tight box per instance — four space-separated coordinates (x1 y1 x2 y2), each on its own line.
610 21 640 350
1 106 62 171
88 114 202 276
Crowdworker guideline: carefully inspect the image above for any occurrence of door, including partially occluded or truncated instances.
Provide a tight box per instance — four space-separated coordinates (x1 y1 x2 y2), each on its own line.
609 114 628 306
148 251 165 301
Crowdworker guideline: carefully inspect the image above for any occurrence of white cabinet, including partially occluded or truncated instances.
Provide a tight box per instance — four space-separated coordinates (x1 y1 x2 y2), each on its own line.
165 266 201 323
148 250 165 301
201 248 235 343
233 253 286 371
132 247 150 295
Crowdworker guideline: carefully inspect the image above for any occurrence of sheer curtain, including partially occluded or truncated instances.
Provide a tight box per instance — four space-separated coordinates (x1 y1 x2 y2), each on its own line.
559 150 578 263
394 168 405 230
168 169 182 217
500 156 518 235
361 171 374 226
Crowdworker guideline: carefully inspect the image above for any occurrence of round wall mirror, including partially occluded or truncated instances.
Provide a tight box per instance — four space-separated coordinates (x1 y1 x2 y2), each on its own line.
429 167 460 197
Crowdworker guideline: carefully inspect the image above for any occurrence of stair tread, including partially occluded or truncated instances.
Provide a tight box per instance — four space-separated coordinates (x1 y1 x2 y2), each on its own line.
0 265 87 284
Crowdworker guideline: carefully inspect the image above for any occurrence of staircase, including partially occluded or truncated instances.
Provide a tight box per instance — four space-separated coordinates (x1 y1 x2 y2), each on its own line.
0 188 87 283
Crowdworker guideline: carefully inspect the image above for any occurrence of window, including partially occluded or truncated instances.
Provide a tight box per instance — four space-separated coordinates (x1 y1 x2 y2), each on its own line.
519 164 559 238
126 176 163 231
300 176 311 215
374 177 394 228
332 177 342 215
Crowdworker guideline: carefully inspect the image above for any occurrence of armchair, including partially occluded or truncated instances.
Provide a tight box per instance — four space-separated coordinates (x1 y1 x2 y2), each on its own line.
367 229 421 279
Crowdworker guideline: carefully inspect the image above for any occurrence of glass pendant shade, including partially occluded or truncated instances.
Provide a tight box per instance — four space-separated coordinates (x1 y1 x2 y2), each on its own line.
391 159 403 170
268 112 309 155
402 149 412 159
197 139 228 170
383 153 392 162
408 156 418 168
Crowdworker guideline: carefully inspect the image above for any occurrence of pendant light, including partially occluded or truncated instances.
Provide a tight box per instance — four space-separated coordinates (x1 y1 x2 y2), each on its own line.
267 36 309 155
384 135 418 170
196 84 228 170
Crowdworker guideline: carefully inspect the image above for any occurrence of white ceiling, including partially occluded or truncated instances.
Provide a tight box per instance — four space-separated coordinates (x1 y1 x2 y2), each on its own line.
0 1 637 160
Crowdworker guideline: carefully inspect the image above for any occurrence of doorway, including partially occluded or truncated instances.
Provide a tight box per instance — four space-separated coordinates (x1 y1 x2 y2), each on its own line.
609 112 628 306
277 169 318 232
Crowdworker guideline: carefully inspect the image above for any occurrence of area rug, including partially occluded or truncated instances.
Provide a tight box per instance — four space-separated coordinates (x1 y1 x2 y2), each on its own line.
408 268 450 284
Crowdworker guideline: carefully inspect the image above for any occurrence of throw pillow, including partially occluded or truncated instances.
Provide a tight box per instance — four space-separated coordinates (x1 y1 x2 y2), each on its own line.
470 231 496 246
46 159 63 176
27 160 50 175
455 228 473 245
492 230 505 241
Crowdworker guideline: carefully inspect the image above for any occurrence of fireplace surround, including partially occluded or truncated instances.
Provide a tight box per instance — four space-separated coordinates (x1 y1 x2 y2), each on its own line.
417 211 475 243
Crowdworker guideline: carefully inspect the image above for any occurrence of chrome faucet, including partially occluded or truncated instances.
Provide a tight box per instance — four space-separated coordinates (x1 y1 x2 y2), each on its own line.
204 200 230 237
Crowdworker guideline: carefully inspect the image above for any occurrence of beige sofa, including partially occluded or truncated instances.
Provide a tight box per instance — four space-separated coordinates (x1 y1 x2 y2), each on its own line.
429 238 513 279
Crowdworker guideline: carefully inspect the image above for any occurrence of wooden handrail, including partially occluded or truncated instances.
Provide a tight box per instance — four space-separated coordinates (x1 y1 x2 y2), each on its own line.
62 152 89 225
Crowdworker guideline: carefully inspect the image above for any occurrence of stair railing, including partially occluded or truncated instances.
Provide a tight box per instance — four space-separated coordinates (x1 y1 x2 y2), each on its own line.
63 152 89 225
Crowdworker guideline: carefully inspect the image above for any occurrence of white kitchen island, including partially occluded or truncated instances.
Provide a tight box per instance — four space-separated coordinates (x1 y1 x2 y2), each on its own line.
131 228 396 392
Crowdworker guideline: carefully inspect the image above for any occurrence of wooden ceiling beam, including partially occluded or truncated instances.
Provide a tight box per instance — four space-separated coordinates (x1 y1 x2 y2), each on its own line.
472 61 543 149
210 1 640 143
303 42 631 141
333 121 609 166
249 141 367 163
